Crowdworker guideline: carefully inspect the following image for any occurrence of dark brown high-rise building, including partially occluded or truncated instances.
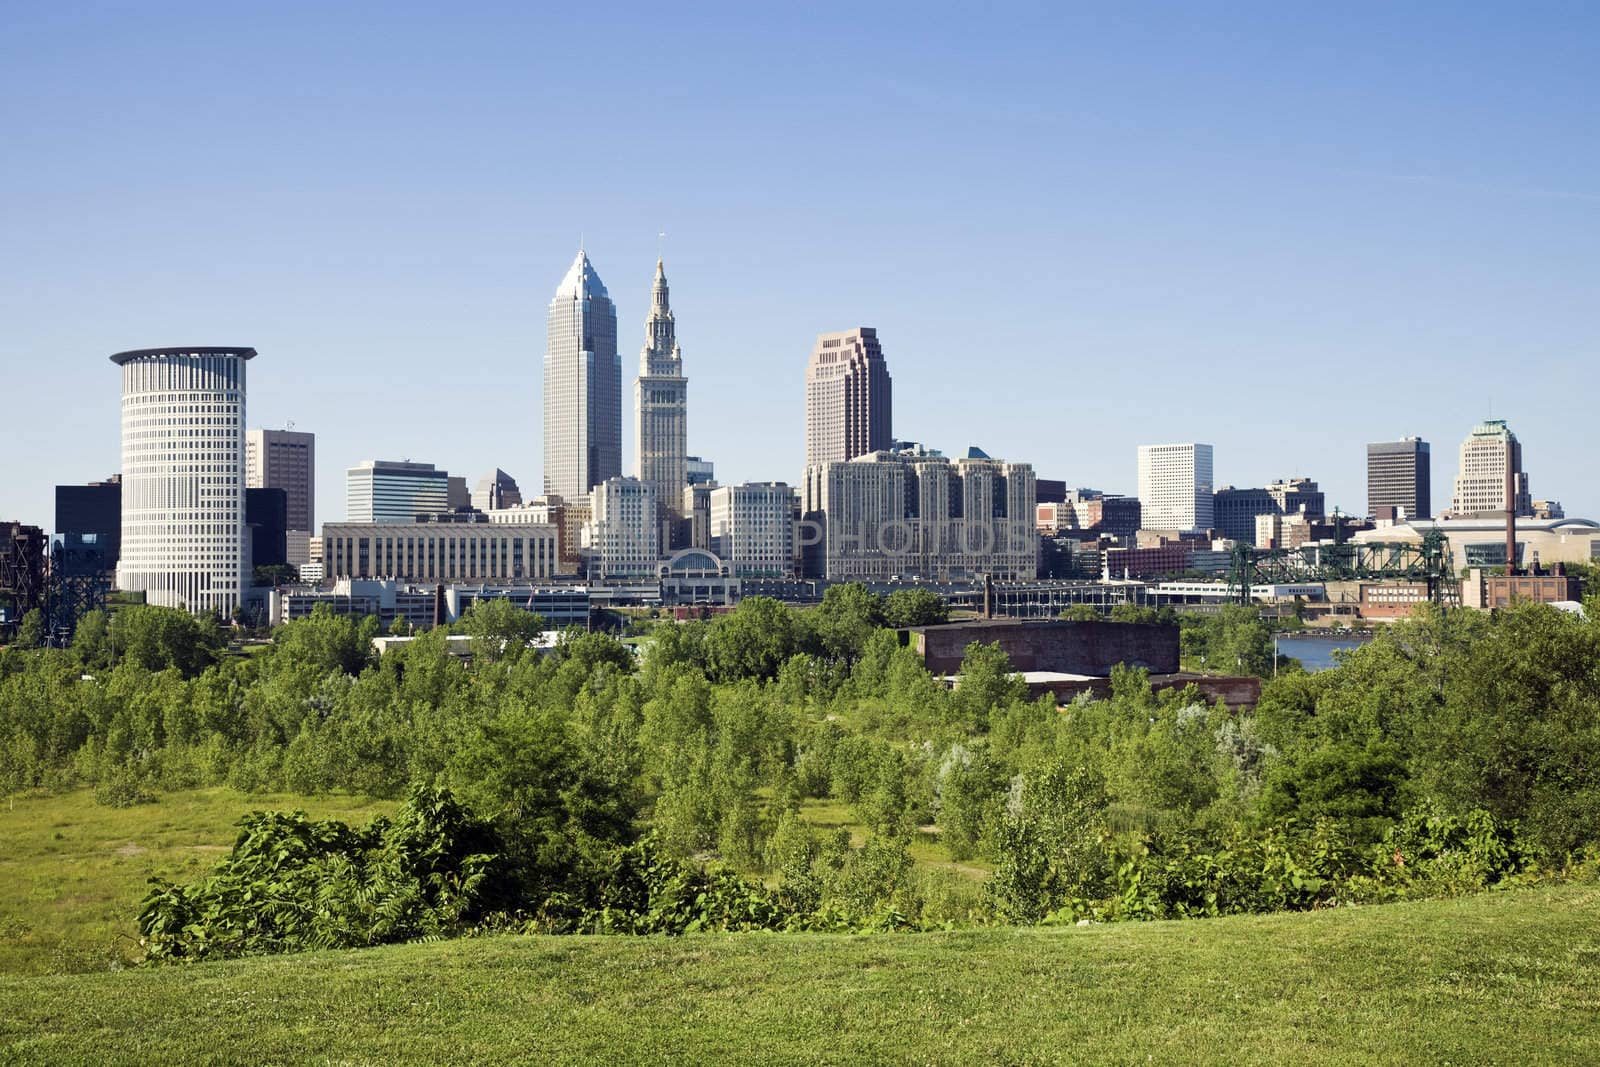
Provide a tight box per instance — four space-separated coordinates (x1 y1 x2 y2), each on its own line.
1367 437 1431 520
805 327 892 467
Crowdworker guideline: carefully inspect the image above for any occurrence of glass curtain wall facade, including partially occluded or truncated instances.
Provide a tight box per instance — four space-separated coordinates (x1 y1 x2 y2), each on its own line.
345 461 450 523
545 250 621 500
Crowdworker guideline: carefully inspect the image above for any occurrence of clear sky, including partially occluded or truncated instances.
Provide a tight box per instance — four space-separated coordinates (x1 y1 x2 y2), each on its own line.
2 2 1595 530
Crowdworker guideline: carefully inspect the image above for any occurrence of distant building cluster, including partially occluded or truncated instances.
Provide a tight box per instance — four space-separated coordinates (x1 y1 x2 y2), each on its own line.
4 247 1589 645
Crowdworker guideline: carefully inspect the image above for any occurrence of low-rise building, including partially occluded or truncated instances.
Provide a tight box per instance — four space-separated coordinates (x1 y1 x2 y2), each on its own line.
321 519 558 582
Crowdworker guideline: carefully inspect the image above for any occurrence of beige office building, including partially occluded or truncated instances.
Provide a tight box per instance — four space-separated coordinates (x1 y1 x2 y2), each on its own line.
1449 420 1533 518
710 482 796 577
322 520 557 583
802 451 1036 581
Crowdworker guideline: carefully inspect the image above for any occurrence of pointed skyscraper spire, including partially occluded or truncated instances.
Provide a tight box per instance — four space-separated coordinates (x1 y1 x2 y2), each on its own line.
635 256 689 536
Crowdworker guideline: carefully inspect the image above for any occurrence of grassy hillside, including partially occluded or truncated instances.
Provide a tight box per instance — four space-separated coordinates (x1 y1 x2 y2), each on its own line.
4 884 1597 1065
0 788 394 975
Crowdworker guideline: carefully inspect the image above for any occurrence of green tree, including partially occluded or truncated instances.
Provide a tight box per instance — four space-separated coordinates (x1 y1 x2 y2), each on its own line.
952 641 1028 730
70 608 111 669
703 598 799 682
458 599 545 661
107 606 224 677
14 609 46 649
884 588 949 628
810 584 887 666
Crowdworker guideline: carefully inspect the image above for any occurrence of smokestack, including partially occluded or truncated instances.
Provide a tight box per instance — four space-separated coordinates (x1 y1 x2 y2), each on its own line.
1505 439 1517 577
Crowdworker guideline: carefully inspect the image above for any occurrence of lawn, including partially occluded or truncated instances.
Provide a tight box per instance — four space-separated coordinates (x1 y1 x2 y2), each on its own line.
1 884 1596 1064
0 788 394 976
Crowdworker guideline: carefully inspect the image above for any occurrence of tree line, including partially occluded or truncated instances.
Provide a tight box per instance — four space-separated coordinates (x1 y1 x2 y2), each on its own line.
2 584 1597 960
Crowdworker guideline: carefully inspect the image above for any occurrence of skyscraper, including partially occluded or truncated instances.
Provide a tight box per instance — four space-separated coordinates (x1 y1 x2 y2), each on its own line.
1450 420 1532 518
1367 437 1431 520
805 328 892 468
545 249 621 500
634 258 688 523
245 428 315 562
112 346 253 615
471 469 523 512
1137 443 1214 533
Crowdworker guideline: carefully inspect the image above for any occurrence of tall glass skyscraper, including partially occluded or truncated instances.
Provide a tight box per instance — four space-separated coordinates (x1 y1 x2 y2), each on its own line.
634 258 688 522
545 250 621 500
112 346 253 615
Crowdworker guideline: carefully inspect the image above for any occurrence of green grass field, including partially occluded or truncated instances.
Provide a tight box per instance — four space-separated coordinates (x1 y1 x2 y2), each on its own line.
0 788 394 976
1 884 1595 1064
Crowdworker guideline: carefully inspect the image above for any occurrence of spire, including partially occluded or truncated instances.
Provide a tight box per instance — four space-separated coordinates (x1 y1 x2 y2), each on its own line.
640 257 678 372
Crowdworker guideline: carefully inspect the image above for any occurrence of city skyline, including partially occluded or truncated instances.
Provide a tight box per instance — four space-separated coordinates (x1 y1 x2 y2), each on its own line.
3 6 1596 530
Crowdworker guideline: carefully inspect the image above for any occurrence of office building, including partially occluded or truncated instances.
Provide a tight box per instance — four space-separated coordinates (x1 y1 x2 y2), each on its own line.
244 429 315 549
584 477 660 579
1213 487 1276 545
112 346 252 614
710 482 797 577
322 518 557 582
1267 477 1325 519
634 258 689 526
686 456 715 486
1449 420 1533 518
545 249 621 499
471 469 523 513
54 477 121 574
1137 443 1214 534
683 483 715 551
801 450 1035 581
245 487 288 571
1367 437 1431 520
346 460 450 523
487 494 581 574
805 328 892 467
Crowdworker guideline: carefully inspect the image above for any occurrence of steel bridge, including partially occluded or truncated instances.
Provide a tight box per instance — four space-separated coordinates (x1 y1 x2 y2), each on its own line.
1226 528 1458 606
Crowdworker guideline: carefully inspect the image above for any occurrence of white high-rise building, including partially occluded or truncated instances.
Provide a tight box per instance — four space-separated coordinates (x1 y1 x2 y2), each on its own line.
710 482 796 577
634 258 688 527
246 428 315 565
545 250 621 500
113 346 253 615
1137 443 1214 533
345 461 450 523
1449 420 1533 518
583 477 659 579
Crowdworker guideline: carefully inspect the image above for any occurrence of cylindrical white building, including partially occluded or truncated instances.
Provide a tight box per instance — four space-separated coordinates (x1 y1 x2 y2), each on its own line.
112 346 255 616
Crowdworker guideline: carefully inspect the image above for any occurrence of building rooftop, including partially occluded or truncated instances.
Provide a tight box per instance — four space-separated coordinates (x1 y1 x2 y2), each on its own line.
552 250 609 301
110 346 256 365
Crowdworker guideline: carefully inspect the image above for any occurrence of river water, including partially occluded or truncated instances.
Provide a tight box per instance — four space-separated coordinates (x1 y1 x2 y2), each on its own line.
1274 634 1373 672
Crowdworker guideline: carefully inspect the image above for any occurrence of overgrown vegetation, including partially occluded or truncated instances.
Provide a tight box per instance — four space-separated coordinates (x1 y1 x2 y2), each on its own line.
3 587 1598 964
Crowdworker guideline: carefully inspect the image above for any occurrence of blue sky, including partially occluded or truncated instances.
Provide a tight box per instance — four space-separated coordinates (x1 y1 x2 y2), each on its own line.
2 2 1595 529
